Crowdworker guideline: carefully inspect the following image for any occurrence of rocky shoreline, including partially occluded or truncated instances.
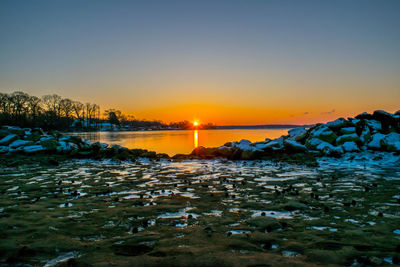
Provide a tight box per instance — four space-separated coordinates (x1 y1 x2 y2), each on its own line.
189 109 400 160
0 109 399 166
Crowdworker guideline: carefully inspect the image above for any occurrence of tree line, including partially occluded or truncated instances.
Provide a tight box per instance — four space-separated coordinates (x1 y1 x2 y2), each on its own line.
0 91 99 130
0 91 216 131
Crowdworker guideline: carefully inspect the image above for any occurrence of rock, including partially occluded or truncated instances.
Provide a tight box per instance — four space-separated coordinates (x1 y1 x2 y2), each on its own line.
1 126 25 136
368 133 386 149
309 125 337 143
355 112 374 120
99 142 108 149
336 133 360 145
214 146 232 158
359 126 371 144
191 146 214 159
316 142 343 156
373 110 397 132
0 130 12 139
326 118 350 129
23 145 47 153
9 140 33 149
284 139 307 152
59 135 83 145
31 128 45 135
223 142 233 147
0 146 9 154
262 140 283 151
56 141 79 153
365 120 382 132
25 132 42 142
305 137 325 150
40 139 58 150
0 134 19 146
381 132 400 151
340 127 356 134
288 127 308 142
341 141 359 152
253 141 271 150
39 135 55 142
234 139 261 152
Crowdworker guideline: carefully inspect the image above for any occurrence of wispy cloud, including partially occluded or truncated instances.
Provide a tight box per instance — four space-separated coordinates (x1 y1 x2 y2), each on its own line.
321 109 335 115
304 112 309 115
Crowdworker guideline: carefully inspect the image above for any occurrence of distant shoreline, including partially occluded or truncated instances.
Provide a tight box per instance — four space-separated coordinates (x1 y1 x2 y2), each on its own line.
65 125 311 133
215 124 313 130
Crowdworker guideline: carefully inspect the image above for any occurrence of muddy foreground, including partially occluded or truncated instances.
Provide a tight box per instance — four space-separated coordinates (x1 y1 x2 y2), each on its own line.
0 153 399 266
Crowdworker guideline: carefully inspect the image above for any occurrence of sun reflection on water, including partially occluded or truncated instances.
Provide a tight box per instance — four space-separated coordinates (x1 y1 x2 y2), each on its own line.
194 130 198 148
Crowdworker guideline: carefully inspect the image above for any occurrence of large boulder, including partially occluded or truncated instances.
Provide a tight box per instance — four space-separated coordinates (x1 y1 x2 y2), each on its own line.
372 110 397 132
355 112 374 120
284 139 307 152
9 140 34 149
326 118 351 129
340 127 356 135
309 125 337 143
305 137 325 150
56 141 79 153
59 135 84 146
381 132 400 152
23 145 47 154
367 133 386 150
262 136 285 151
287 127 308 142
40 139 58 150
235 139 259 151
365 120 382 133
0 134 19 146
252 141 271 150
359 126 371 144
316 141 343 156
306 137 343 156
336 133 360 145
341 141 359 152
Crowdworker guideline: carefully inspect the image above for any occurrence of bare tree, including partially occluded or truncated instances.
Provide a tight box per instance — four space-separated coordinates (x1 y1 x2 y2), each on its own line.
85 103 98 127
27 95 42 119
60 98 74 118
42 94 62 115
0 93 11 114
72 101 84 120
10 91 30 117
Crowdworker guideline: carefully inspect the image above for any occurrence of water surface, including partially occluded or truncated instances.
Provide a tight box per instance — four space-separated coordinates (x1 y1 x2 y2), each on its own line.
73 129 289 155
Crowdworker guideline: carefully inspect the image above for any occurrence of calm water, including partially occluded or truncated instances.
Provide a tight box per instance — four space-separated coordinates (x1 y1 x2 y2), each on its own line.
73 129 289 156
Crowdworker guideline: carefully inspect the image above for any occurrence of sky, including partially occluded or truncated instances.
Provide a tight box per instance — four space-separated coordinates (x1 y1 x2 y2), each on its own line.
0 0 399 125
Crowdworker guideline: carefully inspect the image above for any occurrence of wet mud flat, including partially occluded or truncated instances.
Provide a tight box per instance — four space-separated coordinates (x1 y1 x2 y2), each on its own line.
0 153 399 266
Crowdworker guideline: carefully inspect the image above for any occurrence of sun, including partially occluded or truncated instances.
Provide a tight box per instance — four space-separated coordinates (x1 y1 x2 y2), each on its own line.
193 121 199 127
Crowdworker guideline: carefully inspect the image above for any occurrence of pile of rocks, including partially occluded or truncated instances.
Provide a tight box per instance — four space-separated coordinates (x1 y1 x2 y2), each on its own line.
191 110 400 159
0 126 168 160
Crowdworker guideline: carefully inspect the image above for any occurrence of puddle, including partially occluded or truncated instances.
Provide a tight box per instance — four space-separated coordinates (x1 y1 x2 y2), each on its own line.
252 210 293 219
281 250 300 257
44 252 78 267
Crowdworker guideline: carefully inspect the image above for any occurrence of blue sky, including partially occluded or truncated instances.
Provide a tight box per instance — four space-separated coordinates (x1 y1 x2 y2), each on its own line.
0 0 399 124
